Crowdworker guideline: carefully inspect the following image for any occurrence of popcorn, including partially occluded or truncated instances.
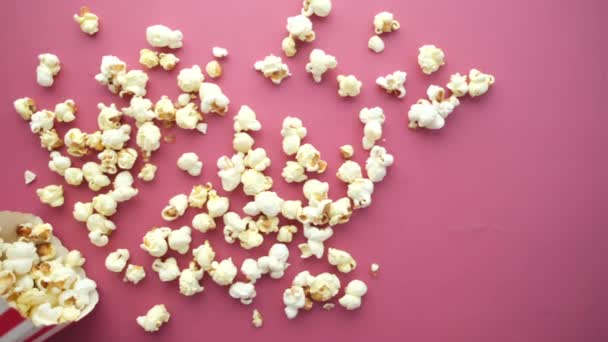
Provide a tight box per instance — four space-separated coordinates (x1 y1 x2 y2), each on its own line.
73 202 93 222
30 303 62 326
179 262 204 296
209 258 237 286
54 99 77 122
146 25 183 49
368 35 385 53
241 258 262 283
188 183 212 208
136 304 170 332
468 68 495 97
86 130 104 152
337 74 362 97
257 243 290 279
418 45 445 75
305 49 337 82
73 7 99 35
302 0 332 17
336 160 362 184
92 193 118 216
140 227 171 257
244 148 270 171
277 225 297 243
36 53 61 87
222 212 251 243
282 161 307 183
138 163 157 181
139 49 159 69
105 249 130 273
298 224 333 259
196 123 208 134
101 124 131 150
281 36 297 57
154 96 176 123
233 132 254 153
36 185 64 207
233 105 262 132
86 214 115 246
159 53 180 70
338 279 367 310
136 122 161 157
192 213 216 233
152 257 180 282
299 200 331 226
286 15 315 42
252 309 263 328
283 271 341 318
281 200 302 220
177 65 204 92
327 248 356 273
82 162 111 191
241 169 273 196
302 179 329 204
30 110 55 133
347 178 374 209
39 129 63 151
446 73 469 97
254 55 291 84
282 286 306 319
114 265 142 285
123 97 156 127
64 128 88 157
116 148 137 170
14 97 37 121
212 46 228 58
177 152 203 176
407 99 443 129
217 153 245 191
370 263 380 274
161 194 188 221
116 70 149 97
168 226 192 254
373 12 400 34
359 106 385 150
48 151 71 176
94 56 127 94
376 71 407 98
97 149 118 174
2 241 39 275
328 197 352 225
192 241 215 270
24 170 37 184
229 282 256 304
207 190 230 218
64 250 86 268
199 82 230 115
281 117 307 155
237 223 263 250
205 60 222 78
296 143 327 173
339 144 354 159
244 191 284 217
255 215 279 234
176 93 194 107
366 145 394 182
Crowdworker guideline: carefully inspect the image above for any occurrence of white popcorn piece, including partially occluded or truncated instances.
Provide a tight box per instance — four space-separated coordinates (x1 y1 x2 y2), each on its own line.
217 153 245 191
30 110 55 134
140 227 171 257
139 49 159 69
347 178 374 209
241 169 273 196
368 35 385 53
328 197 352 225
233 105 262 132
376 71 407 98
252 309 263 328
359 106 385 150
73 202 93 222
177 65 204 92
277 225 297 243
64 250 86 268
282 161 307 183
146 25 183 49
177 152 203 176
138 163 157 182
199 82 230 115
254 55 291 84
64 128 89 157
159 53 180 70
302 179 329 205
192 241 216 270
136 122 161 157
36 53 61 87
305 49 337 83
281 200 302 220
370 263 380 274
30 303 62 326
284 271 341 318
336 160 362 184
97 148 118 175
468 68 495 97
36 185 64 207
123 97 156 127
244 148 270 171
302 0 332 17
175 93 193 108
207 190 230 218
117 148 137 170
366 145 394 182
283 285 306 319
281 117 307 155
327 248 357 273
92 193 118 217
14 97 37 121
338 279 368 310
116 70 149 97
48 151 71 176
339 144 354 159
124 264 146 284
82 162 111 191
179 262 204 296
192 213 216 233
2 241 39 275
257 243 290 279
407 99 443 129
101 124 131 150
111 171 138 202
39 129 63 151
54 99 77 122
152 257 181 282
161 194 188 221
299 199 332 226
241 258 262 283
73 7 99 35
105 249 130 273
296 144 327 173
418 45 445 75
212 46 228 58
245 191 284 217
337 74 362 97
196 122 208 134
281 36 297 57
233 132 255 153
209 258 237 286
136 304 170 332
298 224 333 259
94 55 127 94
205 60 222 78
168 226 192 254
24 170 36 184
229 282 257 305
373 12 400 34
446 73 469 97
86 213 116 246
286 15 315 43
222 212 251 244
188 183 212 208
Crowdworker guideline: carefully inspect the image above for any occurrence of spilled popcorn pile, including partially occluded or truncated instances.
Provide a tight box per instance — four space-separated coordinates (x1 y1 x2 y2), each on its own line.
11 1 495 333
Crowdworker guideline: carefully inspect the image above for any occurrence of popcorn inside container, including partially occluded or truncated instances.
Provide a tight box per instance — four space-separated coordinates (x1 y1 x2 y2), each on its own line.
0 211 98 342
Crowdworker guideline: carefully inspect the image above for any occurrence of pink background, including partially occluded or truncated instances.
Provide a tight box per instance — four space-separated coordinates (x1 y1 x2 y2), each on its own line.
0 0 606 341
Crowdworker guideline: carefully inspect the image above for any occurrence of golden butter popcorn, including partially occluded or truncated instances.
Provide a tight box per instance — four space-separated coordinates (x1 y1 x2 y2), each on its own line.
139 49 159 69
14 97 37 121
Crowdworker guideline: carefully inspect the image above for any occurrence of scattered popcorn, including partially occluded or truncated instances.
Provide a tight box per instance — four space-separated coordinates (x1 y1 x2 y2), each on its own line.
138 163 157 182
339 144 354 159
347 178 374 209
366 145 394 182
146 25 183 49
229 282 257 305
177 65 204 92
136 122 161 157
116 70 149 97
277 225 297 243
209 258 237 286
94 55 127 95
282 161 307 183
337 74 362 97
54 99 77 122
302 179 329 204
179 262 204 296
188 183 211 208
407 99 442 129
286 15 315 43
24 170 36 184
233 132 255 153
152 257 180 282
217 153 245 191
298 224 333 259
159 53 180 70
418 44 445 75
192 241 216 270
241 169 273 196
97 149 118 175
244 148 270 171
86 213 115 246
14 97 37 121
223 212 251 243
73 7 99 35
328 197 352 225
468 68 495 97
92 193 118 217
376 71 407 98
336 160 362 184
73 202 93 222
105 249 130 273
48 151 71 176
254 55 291 84
39 129 63 151
82 162 111 191
177 152 203 176
359 106 385 150
252 309 263 328
212 46 228 58
30 110 55 134
116 148 137 170
282 286 306 319
140 227 171 257
302 0 332 17
327 248 357 273
36 53 61 87
281 200 303 220
136 304 170 332
119 264 145 285
123 97 155 127
373 12 400 34
192 213 216 233
205 60 222 78
207 190 230 218
296 143 327 173
168 226 192 254
338 279 367 310
281 36 297 57
244 191 284 217
139 49 159 69
161 194 188 221
241 258 262 283
36 185 64 207
233 105 262 132
281 117 307 155
446 73 469 97
283 271 341 318
196 122 208 134
370 263 380 274
258 243 290 279
368 35 385 53
305 49 337 82
199 82 230 115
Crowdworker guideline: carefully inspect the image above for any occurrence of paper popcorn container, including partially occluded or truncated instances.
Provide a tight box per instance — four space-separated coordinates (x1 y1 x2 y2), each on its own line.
0 211 99 342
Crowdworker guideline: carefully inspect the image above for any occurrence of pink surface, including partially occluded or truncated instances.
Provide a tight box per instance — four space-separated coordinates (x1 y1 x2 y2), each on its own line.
0 0 606 341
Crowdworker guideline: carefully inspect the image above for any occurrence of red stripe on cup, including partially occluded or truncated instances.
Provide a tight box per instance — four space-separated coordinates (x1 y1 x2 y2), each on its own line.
24 325 53 342
0 308 25 336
